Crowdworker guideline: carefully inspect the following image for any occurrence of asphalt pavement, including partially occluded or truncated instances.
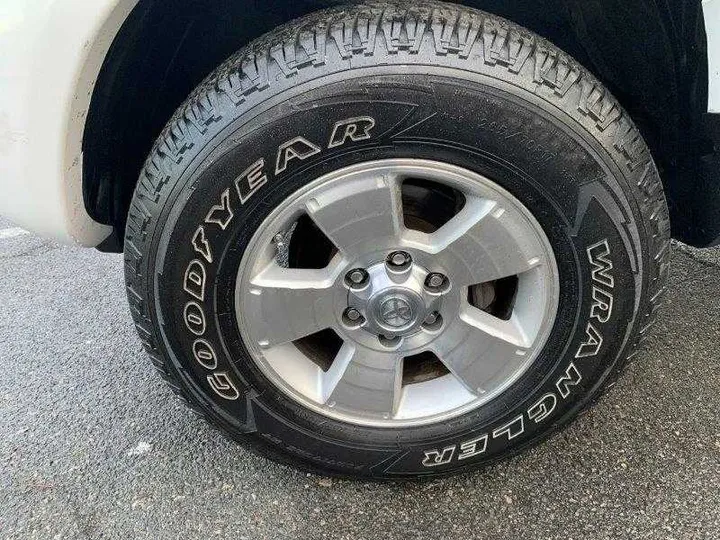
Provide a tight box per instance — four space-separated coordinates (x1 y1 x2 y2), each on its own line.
0 215 718 539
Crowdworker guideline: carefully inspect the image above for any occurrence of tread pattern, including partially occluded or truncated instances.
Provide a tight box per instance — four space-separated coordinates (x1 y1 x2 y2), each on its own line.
124 1 670 475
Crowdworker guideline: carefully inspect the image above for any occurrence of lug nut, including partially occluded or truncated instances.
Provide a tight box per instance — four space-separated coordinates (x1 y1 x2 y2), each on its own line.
387 251 411 268
343 307 365 327
422 311 443 332
425 273 448 291
349 270 364 283
378 334 402 349
346 268 368 287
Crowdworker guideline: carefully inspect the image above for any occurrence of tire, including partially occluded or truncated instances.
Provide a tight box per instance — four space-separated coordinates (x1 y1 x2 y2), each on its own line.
124 1 670 478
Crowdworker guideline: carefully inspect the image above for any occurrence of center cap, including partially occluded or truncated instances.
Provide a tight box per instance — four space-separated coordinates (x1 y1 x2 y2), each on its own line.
367 288 426 335
379 295 415 329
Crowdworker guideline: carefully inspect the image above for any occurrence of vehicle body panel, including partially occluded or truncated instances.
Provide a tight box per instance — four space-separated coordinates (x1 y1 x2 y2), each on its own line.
0 0 136 245
706 0 720 113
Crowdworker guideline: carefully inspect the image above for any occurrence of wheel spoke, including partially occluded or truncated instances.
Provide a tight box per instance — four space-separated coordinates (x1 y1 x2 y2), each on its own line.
405 196 544 286
305 172 402 259
430 304 530 395
322 342 402 418
243 262 340 347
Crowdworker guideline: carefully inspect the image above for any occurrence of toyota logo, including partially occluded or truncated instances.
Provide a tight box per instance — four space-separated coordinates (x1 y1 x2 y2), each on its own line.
380 297 414 328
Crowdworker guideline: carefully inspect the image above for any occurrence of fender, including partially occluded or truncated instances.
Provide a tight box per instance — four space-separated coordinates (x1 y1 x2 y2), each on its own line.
0 0 136 245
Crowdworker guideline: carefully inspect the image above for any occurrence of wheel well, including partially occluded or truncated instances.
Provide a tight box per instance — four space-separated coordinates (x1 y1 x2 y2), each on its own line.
83 0 710 251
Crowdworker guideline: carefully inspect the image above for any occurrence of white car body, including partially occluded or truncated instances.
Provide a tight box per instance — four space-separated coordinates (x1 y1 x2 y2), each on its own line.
0 0 719 247
707 0 720 112
0 0 137 246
